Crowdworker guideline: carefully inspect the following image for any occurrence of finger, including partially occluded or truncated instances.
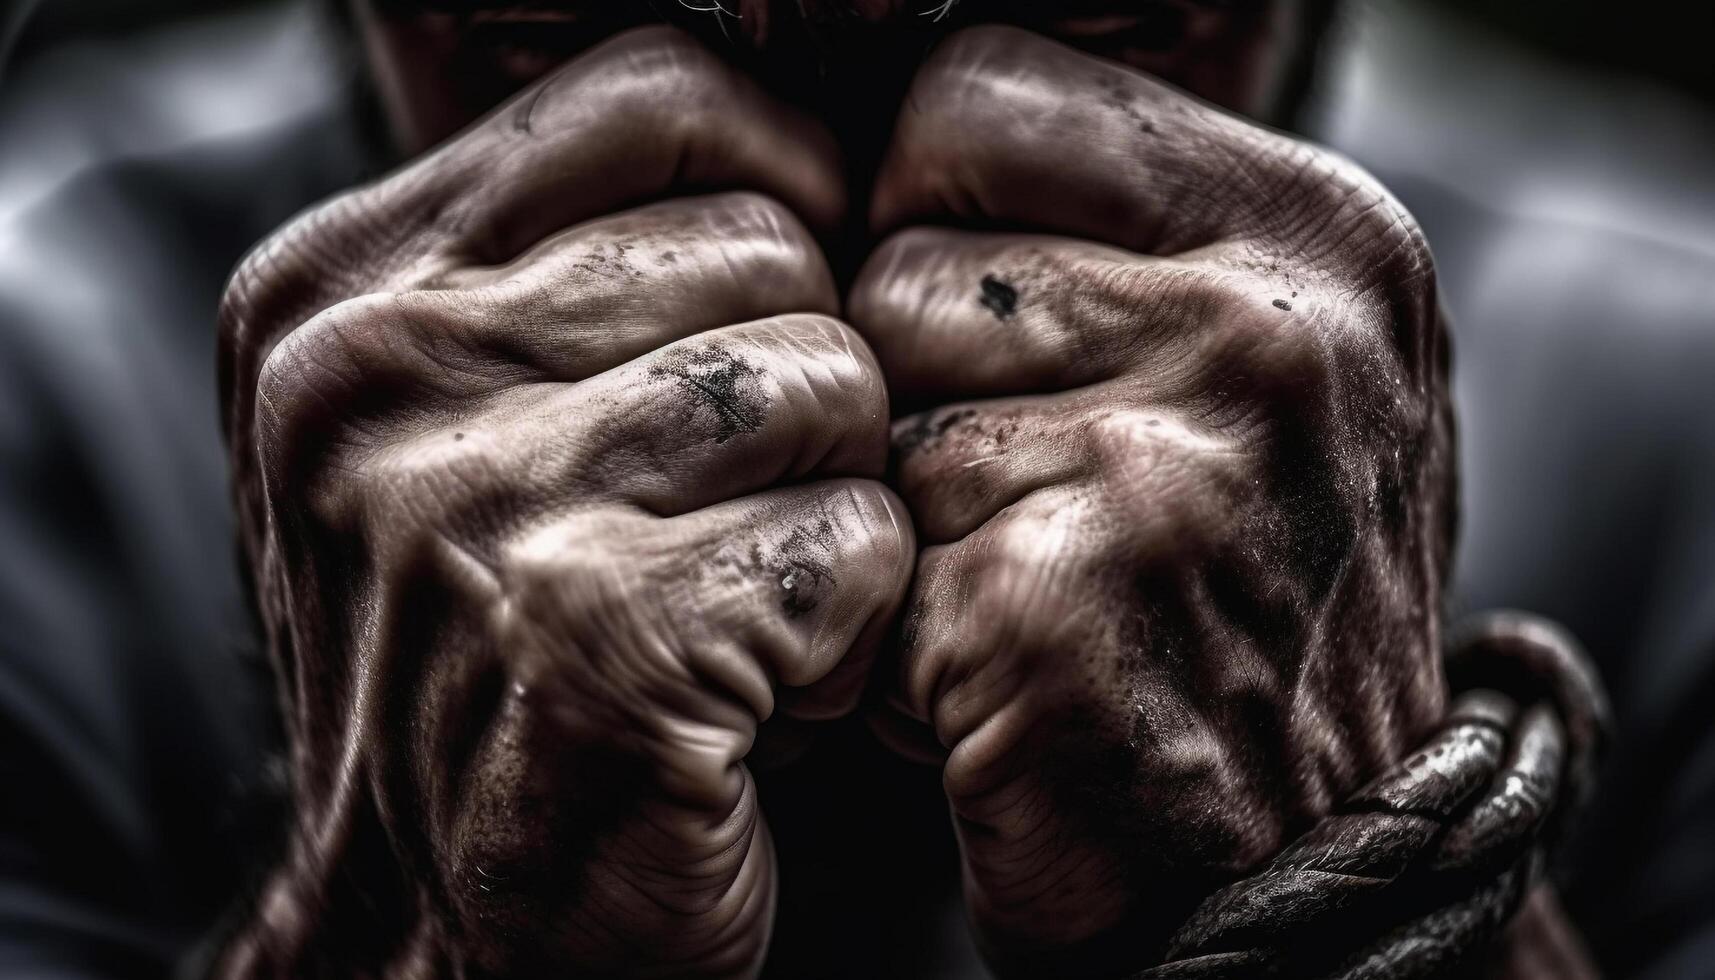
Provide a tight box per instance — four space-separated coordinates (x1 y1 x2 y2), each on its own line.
399 25 845 262
570 314 891 513
891 434 1256 780
223 25 842 432
250 191 842 480
893 491 1098 752
260 227 1316 492
262 313 890 547
353 314 887 528
871 25 1415 278
850 225 1341 417
849 226 1187 401
895 380 1259 550
438 191 840 381
497 477 913 796
663 478 916 724
891 394 1092 546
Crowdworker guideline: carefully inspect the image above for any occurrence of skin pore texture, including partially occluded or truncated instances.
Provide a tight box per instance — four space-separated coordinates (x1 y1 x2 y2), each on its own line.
212 3 1582 978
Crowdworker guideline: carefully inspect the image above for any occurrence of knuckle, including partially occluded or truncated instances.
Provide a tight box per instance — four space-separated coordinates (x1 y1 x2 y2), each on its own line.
217 242 274 354
501 515 626 619
220 185 441 415
1284 147 1436 294
219 215 329 421
256 290 486 449
906 515 1085 735
846 228 945 335
1085 408 1254 561
702 191 833 300
1086 408 1182 494
921 24 1043 99
253 294 403 458
498 518 660 683
1086 406 1176 464
218 206 330 344
968 514 1079 641
252 309 357 478
352 426 505 539
1177 268 1341 415
896 26 1047 162
255 291 516 547
825 478 913 584
497 518 740 760
897 554 965 718
764 313 889 414
1319 150 1425 248
608 26 744 120
706 190 812 251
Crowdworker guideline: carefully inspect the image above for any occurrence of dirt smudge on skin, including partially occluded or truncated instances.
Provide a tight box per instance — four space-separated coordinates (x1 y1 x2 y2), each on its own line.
762 517 838 619
979 274 1020 320
895 407 977 457
575 240 646 281
649 344 769 443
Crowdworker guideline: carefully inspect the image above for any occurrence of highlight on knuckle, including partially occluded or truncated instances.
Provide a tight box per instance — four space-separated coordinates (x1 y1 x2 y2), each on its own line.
924 24 1041 95
1085 406 1256 560
828 478 911 583
1289 147 1436 298
967 515 1079 645
769 313 888 413
706 192 830 296
501 516 630 626
1175 269 1346 422
255 296 399 449
495 517 701 728
903 26 1045 153
615 27 743 124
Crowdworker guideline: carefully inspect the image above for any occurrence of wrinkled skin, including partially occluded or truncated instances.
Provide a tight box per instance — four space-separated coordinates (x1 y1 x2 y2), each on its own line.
217 29 913 978
216 21 1460 980
850 27 1455 971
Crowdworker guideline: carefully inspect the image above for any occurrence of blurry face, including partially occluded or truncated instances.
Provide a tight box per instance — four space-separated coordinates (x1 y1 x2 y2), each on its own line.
355 0 1312 154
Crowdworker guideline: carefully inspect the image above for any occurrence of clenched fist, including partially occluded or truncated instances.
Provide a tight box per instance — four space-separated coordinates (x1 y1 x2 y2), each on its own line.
216 27 911 978
852 27 1455 974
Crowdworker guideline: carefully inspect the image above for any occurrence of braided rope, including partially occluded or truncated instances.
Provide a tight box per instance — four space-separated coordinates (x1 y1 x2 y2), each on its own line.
1133 615 1610 979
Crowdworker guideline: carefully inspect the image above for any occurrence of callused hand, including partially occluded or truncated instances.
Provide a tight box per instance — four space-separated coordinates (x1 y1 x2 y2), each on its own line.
217 26 910 979
852 25 1455 975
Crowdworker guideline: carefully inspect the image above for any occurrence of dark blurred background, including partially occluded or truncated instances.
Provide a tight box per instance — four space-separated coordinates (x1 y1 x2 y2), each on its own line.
9 0 1715 102
2 1 1713 978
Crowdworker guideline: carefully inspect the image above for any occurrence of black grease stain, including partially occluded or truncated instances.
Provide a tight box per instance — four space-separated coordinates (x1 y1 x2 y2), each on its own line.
454 432 465 441
649 344 769 443
895 407 977 456
1272 298 1293 312
979 274 1020 320
769 517 837 619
